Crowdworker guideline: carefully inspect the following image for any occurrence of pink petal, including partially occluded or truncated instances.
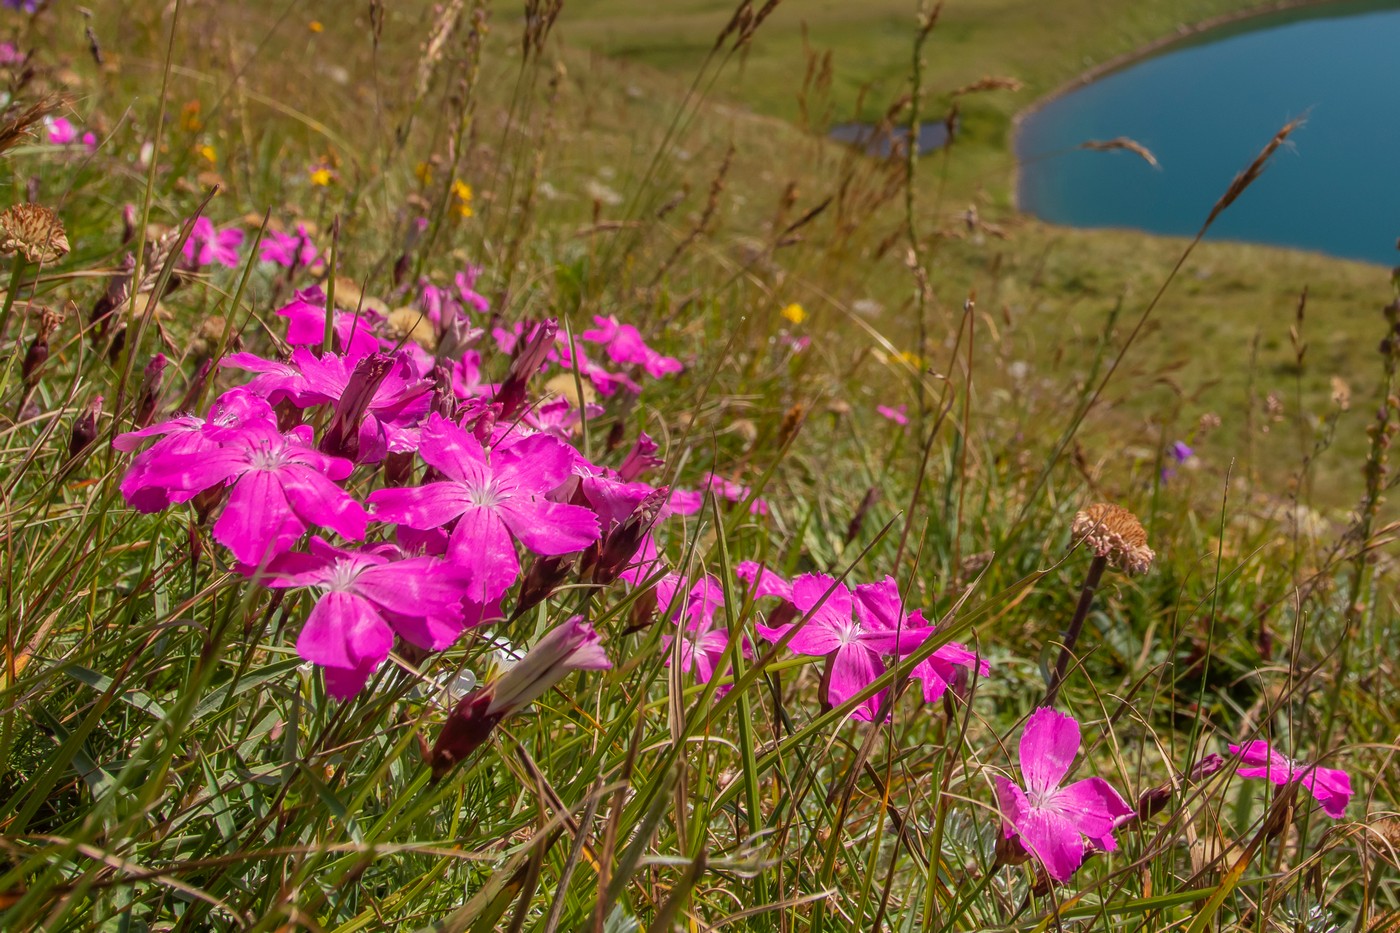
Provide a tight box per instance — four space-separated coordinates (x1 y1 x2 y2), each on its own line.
277 466 367 543
1051 777 1135 850
1230 741 1296 784
296 591 394 673
367 482 469 529
827 643 884 720
493 432 578 493
993 775 1030 836
497 498 600 556
1302 765 1353 818
447 507 520 603
791 573 853 621
417 414 489 483
1020 707 1081 798
214 471 303 565
1016 807 1088 883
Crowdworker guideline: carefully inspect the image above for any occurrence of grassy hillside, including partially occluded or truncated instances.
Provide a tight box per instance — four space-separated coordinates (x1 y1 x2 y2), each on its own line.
1 1 1396 930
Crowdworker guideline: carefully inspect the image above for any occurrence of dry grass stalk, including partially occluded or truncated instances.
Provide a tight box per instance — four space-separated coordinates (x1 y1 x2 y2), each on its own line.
1202 115 1305 233
951 75 1023 97
0 94 68 159
1079 136 1160 170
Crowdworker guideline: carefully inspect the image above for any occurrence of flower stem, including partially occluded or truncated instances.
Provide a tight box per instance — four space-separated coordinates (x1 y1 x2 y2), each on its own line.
1045 554 1108 705
0 254 27 343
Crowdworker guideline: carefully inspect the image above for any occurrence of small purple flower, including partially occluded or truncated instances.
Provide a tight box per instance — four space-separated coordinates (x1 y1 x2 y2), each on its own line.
45 116 76 145
580 314 682 380
876 404 908 426
1169 441 1193 463
993 709 1135 883
1228 741 1352 818
657 574 748 694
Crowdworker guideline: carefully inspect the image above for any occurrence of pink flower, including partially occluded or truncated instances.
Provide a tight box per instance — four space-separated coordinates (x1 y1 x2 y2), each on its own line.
114 387 275 511
849 576 988 702
1228 741 1353 818
133 421 367 565
657 574 748 694
876 404 908 426
258 538 472 698
46 116 77 146
366 413 600 603
429 616 609 778
769 573 932 721
275 287 381 360
580 315 682 380
182 217 244 269
455 267 489 313
993 708 1135 883
259 224 319 268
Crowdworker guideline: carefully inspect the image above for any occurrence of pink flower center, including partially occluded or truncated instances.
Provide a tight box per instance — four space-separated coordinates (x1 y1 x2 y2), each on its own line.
323 558 363 592
248 443 291 471
465 479 507 509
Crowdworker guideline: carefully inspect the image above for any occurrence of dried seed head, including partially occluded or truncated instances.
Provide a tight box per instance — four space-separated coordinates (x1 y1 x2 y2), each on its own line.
386 306 437 350
0 203 70 263
1072 503 1155 575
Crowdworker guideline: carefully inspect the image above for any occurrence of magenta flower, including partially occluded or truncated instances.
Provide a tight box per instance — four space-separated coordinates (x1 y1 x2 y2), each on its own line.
580 314 682 379
132 420 367 565
366 413 600 603
876 404 908 426
45 116 77 146
769 573 931 721
258 537 472 698
1228 741 1352 818
850 576 988 702
993 709 1135 883
276 287 381 360
182 217 245 269
115 387 275 512
429 616 610 778
657 574 747 693
259 224 319 268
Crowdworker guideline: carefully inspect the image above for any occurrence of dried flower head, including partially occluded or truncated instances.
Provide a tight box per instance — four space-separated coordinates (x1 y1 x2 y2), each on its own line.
0 203 70 263
1072 503 1154 575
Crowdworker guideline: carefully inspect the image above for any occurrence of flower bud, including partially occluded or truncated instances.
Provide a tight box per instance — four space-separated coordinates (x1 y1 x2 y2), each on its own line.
514 554 573 619
67 395 103 460
429 617 609 781
1136 753 1226 821
591 487 667 586
495 319 557 418
135 353 167 428
321 353 392 461
617 431 663 481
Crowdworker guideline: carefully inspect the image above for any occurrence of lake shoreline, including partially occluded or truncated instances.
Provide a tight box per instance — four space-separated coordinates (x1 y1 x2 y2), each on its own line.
1009 0 1344 212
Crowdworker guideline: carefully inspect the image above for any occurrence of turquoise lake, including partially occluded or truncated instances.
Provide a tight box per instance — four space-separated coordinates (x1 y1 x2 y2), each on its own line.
1015 1 1400 265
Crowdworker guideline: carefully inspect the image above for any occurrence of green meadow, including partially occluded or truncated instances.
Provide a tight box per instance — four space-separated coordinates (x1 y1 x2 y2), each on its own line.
0 1 1395 930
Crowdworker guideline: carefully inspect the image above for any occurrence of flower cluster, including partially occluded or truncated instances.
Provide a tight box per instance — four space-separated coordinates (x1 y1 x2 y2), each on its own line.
115 250 686 697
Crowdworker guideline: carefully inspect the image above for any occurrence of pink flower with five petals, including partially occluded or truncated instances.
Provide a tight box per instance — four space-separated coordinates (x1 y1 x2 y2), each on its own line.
993 708 1135 883
366 413 600 603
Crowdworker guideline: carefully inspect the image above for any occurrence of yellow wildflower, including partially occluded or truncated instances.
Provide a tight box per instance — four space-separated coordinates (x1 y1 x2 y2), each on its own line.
309 21 324 33
452 180 474 218
309 167 334 187
197 145 216 165
780 303 806 325
897 350 924 368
